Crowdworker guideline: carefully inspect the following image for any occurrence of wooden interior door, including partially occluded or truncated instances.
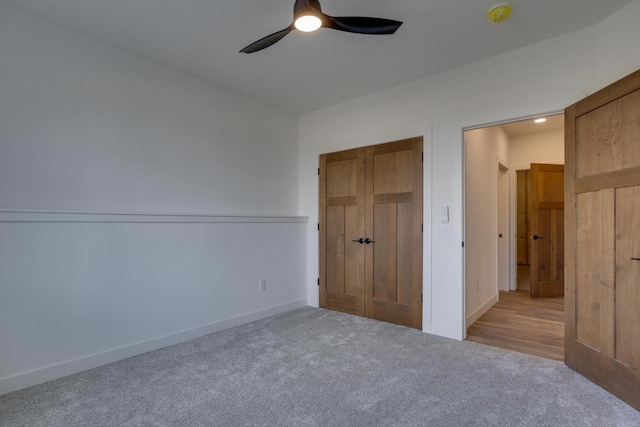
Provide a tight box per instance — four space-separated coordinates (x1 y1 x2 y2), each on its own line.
516 170 530 266
319 137 423 329
319 148 365 316
530 163 564 298
365 137 423 329
565 69 640 410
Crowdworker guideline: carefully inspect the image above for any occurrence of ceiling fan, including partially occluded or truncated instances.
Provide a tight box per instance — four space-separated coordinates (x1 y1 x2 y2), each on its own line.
240 0 402 53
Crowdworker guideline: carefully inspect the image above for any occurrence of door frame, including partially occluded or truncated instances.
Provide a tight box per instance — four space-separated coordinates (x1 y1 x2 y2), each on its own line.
460 104 567 336
497 160 511 292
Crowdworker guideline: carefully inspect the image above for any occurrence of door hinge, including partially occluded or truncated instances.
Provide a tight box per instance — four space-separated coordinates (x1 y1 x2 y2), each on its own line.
317 223 320 231
421 152 423 162
462 241 465 248
317 278 320 287
318 167 320 176
421 294 423 303
421 223 423 232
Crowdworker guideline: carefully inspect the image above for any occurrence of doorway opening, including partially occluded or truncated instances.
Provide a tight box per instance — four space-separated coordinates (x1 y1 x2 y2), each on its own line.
464 113 565 361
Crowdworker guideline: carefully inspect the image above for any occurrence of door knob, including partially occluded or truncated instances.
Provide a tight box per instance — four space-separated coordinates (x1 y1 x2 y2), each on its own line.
352 238 364 244
530 235 545 240
364 238 374 244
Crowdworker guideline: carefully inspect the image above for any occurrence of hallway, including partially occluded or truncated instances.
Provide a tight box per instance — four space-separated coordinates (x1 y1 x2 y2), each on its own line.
466 290 564 361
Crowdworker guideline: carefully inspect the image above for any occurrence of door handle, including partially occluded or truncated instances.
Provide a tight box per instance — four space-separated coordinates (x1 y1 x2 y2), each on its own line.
632 258 640 261
530 235 545 240
352 238 364 244
364 238 374 244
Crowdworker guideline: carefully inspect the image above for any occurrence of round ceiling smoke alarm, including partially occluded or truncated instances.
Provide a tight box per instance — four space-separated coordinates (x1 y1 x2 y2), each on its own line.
487 3 512 23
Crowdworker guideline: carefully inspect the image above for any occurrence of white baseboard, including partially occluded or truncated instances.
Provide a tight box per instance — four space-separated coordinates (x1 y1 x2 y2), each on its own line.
0 299 307 396
466 294 499 329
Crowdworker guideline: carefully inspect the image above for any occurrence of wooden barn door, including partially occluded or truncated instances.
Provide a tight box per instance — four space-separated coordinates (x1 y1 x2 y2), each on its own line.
565 69 640 410
319 137 423 329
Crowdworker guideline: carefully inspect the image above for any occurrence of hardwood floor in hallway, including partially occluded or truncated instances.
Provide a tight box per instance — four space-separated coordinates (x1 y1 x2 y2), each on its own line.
466 290 564 361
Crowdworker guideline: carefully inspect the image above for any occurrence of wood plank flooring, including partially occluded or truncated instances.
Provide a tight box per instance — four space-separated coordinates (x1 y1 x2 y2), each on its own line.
467 290 564 361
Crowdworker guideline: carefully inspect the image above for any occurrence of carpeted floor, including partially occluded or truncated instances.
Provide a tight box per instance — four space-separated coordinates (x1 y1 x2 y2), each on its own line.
1 307 639 426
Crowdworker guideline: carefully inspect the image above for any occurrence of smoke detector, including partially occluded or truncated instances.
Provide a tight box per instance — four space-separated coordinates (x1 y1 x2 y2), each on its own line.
488 3 512 23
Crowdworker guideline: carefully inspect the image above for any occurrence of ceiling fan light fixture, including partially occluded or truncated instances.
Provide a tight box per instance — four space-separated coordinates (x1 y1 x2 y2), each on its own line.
295 14 322 32
240 0 402 53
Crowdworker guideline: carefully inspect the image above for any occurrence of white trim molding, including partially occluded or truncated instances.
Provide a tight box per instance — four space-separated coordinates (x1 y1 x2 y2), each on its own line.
0 210 309 224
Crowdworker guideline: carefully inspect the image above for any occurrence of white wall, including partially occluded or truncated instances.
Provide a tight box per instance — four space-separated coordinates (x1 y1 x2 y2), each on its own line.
509 129 565 169
0 5 306 395
465 126 509 325
0 5 299 215
0 212 307 395
299 0 640 340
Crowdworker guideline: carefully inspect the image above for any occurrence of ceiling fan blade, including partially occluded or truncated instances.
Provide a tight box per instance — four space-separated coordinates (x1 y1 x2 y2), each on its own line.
323 15 402 35
240 26 294 53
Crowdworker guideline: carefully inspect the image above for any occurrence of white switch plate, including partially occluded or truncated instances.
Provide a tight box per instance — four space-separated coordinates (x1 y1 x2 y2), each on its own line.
441 206 449 224
441 206 450 231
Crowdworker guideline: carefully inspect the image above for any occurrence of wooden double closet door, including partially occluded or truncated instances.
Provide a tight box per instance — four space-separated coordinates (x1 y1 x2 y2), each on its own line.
319 137 423 329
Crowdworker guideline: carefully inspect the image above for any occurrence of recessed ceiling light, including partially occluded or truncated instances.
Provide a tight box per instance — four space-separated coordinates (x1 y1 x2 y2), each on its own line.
534 118 547 124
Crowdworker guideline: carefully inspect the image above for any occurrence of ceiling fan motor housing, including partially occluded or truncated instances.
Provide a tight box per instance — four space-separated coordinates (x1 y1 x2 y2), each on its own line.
294 0 322 19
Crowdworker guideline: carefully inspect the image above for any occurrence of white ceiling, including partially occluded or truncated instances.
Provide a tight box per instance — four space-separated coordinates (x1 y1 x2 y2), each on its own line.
3 0 631 114
501 114 564 137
